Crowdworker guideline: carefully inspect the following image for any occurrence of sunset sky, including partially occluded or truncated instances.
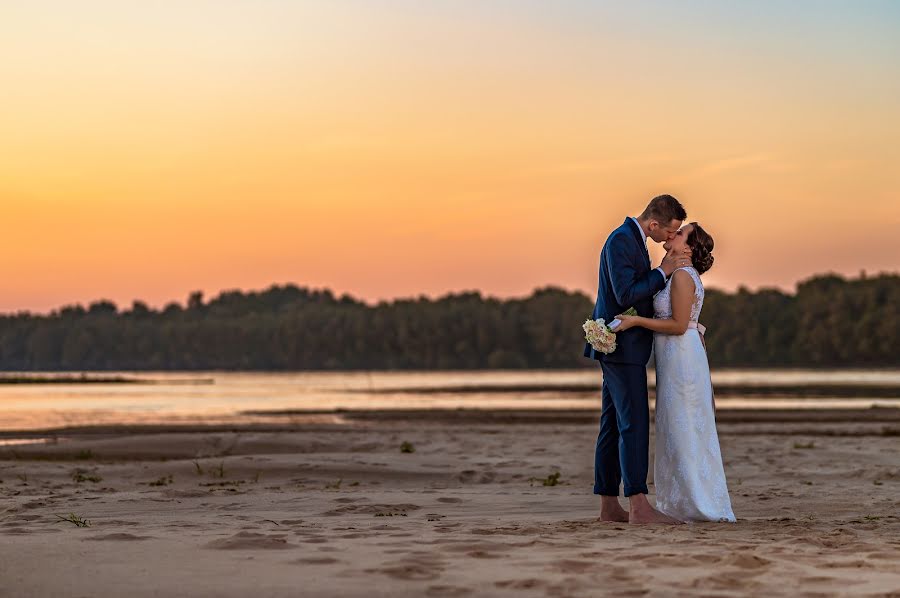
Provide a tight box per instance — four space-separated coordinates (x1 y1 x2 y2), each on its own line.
1 1 898 313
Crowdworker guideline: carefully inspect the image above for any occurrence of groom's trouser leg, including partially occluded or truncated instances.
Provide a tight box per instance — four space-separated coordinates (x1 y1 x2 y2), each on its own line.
595 362 649 497
594 370 621 495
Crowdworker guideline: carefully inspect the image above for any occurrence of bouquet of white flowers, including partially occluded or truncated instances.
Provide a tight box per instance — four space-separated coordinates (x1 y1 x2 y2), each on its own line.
583 307 637 354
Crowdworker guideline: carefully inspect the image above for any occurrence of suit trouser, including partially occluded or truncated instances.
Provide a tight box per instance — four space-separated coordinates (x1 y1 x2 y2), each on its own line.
593 361 649 497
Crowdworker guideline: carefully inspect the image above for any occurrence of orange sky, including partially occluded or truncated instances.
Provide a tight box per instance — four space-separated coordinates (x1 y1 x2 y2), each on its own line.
1 2 898 312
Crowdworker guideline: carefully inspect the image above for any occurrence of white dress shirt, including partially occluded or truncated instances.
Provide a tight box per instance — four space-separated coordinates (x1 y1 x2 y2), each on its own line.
630 217 667 281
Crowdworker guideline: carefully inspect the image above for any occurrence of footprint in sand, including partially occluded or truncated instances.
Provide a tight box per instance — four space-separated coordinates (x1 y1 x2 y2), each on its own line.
162 489 206 498
339 532 373 539
549 559 598 574
299 536 329 544
821 559 875 569
438 540 510 558
495 579 545 590
86 533 153 541
720 554 772 570
457 470 496 484
867 551 900 560
322 503 421 517
205 531 294 550
294 557 340 565
368 556 445 581
425 585 473 597
465 550 505 559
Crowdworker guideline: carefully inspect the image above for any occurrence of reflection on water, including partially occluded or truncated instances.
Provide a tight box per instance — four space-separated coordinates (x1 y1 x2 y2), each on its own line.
0 369 898 431
0 438 49 446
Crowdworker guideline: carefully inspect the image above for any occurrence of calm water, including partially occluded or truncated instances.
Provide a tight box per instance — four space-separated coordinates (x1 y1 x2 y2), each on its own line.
0 369 898 432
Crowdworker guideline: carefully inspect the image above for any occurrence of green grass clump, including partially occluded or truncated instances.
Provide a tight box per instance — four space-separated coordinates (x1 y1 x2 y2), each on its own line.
542 471 561 486
529 471 562 487
400 441 415 453
56 513 91 527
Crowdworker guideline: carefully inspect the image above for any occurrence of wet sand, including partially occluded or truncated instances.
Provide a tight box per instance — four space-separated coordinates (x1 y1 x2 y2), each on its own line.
2 409 899 597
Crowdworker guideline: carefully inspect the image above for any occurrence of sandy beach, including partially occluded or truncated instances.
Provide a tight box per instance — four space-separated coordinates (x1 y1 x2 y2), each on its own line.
2 409 899 597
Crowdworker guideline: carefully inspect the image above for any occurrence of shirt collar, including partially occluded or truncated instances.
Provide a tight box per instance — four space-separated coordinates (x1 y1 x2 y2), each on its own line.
629 217 648 245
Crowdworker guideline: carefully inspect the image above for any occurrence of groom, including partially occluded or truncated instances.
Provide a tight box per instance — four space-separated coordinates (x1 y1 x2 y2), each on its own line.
584 194 689 524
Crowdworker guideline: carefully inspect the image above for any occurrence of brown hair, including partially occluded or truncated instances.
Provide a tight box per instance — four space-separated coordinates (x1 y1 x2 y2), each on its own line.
686 222 715 274
640 194 687 224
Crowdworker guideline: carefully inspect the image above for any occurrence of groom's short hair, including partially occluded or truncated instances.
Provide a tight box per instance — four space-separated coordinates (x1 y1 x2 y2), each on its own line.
641 194 686 223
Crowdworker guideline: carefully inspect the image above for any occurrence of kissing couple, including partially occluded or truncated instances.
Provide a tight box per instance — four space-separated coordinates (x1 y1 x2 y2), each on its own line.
584 194 736 524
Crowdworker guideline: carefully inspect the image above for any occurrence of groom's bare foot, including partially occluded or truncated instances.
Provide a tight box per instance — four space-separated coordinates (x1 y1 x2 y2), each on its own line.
628 493 683 525
599 496 629 523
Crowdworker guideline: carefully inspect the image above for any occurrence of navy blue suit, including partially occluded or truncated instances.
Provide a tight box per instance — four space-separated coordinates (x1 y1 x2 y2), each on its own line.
584 218 667 497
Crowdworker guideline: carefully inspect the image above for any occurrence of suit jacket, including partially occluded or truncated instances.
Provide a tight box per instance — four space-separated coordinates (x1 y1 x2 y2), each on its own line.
583 218 668 365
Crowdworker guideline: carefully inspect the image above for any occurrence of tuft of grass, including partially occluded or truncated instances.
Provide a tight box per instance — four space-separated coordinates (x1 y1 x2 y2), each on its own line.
16 473 27 483
193 461 204 475
72 470 102 484
213 462 225 478
325 479 342 490
400 441 415 454
253 471 261 483
542 471 562 487
529 471 562 487
56 513 91 527
874 480 884 486
793 441 816 450
864 515 882 521
375 512 407 517
148 475 174 487
349 481 360 487
75 449 94 460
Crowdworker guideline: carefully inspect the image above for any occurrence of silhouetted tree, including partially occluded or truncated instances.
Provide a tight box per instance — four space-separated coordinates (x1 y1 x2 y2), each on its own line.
0 273 895 371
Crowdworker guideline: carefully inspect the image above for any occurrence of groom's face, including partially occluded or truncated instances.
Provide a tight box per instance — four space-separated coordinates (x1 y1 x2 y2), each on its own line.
647 219 682 243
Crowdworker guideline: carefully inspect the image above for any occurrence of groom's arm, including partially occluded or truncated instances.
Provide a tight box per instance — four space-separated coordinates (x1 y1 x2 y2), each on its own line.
605 234 667 308
615 270 696 335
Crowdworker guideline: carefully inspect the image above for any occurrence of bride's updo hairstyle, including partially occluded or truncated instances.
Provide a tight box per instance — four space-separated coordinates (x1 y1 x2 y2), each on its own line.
686 223 715 275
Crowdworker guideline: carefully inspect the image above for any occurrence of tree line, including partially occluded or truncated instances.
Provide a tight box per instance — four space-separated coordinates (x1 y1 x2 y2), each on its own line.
0 273 896 371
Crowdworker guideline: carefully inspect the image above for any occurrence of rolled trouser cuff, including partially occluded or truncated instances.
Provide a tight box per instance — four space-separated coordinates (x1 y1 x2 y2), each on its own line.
623 485 648 497
593 484 619 496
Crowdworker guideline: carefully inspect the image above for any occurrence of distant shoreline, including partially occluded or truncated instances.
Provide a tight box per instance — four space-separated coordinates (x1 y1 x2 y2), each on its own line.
0 375 214 385
345 383 900 399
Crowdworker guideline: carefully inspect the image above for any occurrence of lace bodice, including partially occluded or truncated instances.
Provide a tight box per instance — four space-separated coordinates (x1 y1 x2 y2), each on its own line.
653 266 704 322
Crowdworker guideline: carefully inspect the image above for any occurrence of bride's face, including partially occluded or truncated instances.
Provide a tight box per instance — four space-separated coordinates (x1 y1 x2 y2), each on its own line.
663 224 694 254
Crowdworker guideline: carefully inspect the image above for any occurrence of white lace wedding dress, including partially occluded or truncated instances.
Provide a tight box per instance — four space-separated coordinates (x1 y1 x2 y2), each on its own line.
652 266 736 522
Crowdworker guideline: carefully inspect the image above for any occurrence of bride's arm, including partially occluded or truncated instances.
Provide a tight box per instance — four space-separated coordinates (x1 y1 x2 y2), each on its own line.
614 270 696 335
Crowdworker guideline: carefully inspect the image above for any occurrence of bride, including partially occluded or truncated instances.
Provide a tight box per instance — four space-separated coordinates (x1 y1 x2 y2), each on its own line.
613 222 736 523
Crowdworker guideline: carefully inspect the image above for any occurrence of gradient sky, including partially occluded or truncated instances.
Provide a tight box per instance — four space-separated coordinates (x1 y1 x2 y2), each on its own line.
1 1 899 312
